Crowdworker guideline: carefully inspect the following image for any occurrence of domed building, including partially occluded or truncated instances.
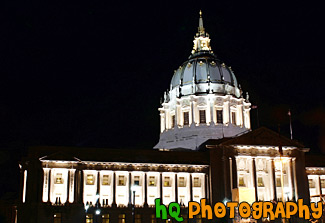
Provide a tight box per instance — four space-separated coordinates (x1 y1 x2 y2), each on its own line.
155 11 251 150
15 11 324 223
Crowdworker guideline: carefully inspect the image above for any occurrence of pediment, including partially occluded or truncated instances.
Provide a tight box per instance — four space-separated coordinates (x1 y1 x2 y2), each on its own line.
220 127 304 148
39 151 81 162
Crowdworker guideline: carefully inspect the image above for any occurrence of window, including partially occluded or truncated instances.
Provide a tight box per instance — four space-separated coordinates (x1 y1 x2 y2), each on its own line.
53 213 61 223
231 112 236 125
151 214 157 223
216 110 223 124
309 179 316 188
102 214 109 223
86 174 94 185
149 176 156 186
164 176 171 187
199 110 206 124
134 176 140 186
257 177 264 187
193 177 201 187
238 176 245 187
118 176 126 186
55 173 63 184
183 112 189 125
135 214 141 223
118 214 125 223
86 214 93 223
171 115 175 128
102 175 110 185
276 177 282 187
178 177 186 187
321 179 325 188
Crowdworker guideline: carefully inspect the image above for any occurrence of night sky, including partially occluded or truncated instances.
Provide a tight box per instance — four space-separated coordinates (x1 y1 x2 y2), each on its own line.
1 1 325 197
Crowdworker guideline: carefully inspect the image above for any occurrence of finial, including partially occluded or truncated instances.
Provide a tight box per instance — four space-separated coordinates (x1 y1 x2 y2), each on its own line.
198 10 205 35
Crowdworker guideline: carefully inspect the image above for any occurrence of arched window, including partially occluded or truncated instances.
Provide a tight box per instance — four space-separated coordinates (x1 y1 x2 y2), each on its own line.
135 214 141 223
216 109 223 124
86 214 93 223
118 214 125 223
102 214 109 223
150 214 157 223
183 112 189 126
199 110 206 124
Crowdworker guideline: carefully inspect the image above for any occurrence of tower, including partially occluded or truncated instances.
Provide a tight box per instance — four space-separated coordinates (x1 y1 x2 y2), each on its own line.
155 11 251 150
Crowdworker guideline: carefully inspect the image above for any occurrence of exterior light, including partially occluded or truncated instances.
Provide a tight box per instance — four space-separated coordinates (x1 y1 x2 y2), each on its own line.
131 185 137 192
223 198 230 205
95 209 101 215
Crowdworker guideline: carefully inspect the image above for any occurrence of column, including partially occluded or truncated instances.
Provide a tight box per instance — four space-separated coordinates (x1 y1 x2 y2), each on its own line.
42 168 50 203
238 105 243 127
223 101 229 124
193 101 197 125
223 156 231 200
129 172 132 206
112 172 116 207
144 172 148 207
289 159 295 201
175 105 178 127
67 170 70 204
205 173 210 203
73 169 78 204
207 98 211 124
190 173 193 201
175 174 178 203
163 111 166 131
292 158 298 201
191 100 194 125
47 169 52 203
160 172 163 203
228 101 231 124
210 97 214 124
271 159 277 201
68 169 75 203
318 175 322 202
160 111 165 133
166 109 170 129
231 157 238 189
252 158 258 201
79 170 84 204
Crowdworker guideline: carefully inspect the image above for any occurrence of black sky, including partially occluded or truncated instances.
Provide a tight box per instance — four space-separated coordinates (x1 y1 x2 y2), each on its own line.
1 1 325 154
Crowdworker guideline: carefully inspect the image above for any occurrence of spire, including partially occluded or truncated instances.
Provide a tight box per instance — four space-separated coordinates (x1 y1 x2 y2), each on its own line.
191 10 212 55
198 10 205 35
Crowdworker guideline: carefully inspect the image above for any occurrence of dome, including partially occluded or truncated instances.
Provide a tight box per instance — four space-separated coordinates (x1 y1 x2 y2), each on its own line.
155 11 251 151
168 11 241 99
170 51 241 98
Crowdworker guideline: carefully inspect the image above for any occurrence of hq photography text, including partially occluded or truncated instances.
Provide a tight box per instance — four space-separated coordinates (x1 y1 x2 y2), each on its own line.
155 198 323 222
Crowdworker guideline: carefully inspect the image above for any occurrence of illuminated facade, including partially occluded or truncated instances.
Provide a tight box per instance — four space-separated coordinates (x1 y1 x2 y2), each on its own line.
17 12 324 223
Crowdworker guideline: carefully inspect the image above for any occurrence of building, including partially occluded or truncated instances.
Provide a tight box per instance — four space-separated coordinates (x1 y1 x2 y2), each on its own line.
17 12 325 223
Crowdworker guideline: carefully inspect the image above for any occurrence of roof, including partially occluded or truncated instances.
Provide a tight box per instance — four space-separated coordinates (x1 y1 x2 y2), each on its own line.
29 146 210 165
201 127 305 148
305 153 325 167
